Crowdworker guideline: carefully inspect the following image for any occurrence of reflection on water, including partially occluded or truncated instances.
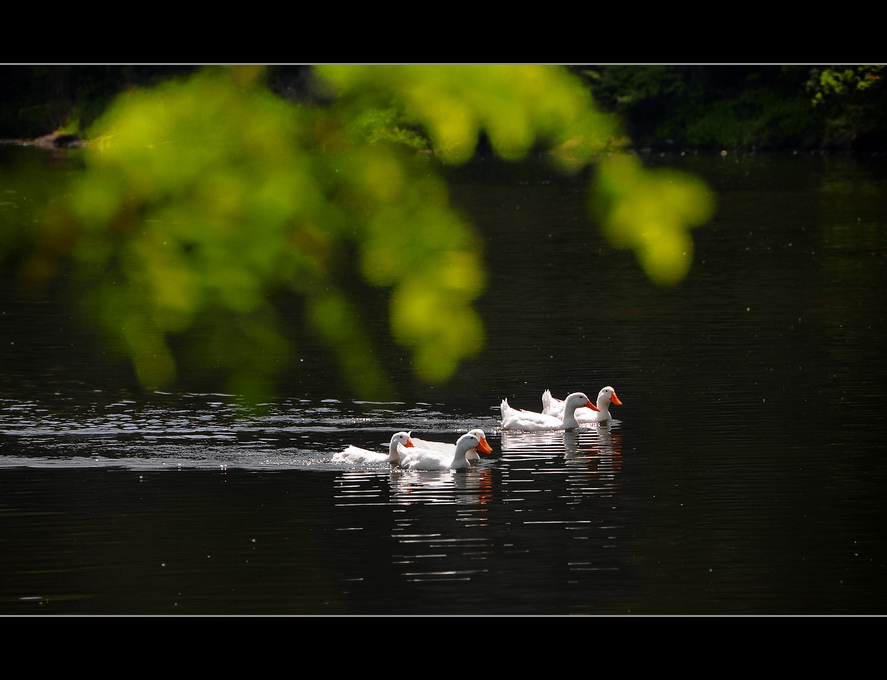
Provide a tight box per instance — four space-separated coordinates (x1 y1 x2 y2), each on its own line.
501 426 621 458
499 427 623 505
334 466 494 507
323 421 628 597
2 150 887 614
331 466 497 586
388 467 494 505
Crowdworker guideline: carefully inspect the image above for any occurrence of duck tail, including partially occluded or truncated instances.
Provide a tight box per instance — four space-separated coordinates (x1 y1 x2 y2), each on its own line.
541 389 552 411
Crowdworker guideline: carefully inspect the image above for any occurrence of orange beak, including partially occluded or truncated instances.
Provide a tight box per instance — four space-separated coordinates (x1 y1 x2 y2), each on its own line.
477 437 493 455
586 400 600 411
405 439 415 447
610 393 623 406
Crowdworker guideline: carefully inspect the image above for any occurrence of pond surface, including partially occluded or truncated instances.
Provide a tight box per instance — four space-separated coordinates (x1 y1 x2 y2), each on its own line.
1 148 886 615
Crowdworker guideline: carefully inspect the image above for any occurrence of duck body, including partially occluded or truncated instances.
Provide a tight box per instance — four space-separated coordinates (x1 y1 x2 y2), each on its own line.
411 429 489 465
542 386 622 423
400 431 494 471
332 431 414 466
500 392 597 431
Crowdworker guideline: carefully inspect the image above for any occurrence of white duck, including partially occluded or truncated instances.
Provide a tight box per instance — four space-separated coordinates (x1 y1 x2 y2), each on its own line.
500 392 598 431
410 429 491 466
400 431 493 471
542 386 623 423
332 431 415 466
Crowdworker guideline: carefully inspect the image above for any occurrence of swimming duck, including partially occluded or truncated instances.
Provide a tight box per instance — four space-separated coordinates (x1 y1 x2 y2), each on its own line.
411 429 490 465
500 392 597 431
332 431 414 465
400 431 493 471
542 386 623 423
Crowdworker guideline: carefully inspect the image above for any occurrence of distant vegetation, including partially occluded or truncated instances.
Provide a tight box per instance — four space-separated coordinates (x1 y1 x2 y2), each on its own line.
572 65 886 151
2 65 884 151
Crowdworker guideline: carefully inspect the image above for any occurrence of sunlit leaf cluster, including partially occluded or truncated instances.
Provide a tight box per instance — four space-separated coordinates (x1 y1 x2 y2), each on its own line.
592 154 715 285
808 66 884 106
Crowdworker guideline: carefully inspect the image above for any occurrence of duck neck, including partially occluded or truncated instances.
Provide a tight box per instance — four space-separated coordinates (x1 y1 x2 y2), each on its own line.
452 444 471 468
561 406 581 429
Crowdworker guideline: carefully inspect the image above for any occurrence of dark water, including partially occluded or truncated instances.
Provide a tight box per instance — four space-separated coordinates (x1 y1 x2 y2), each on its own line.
1 148 886 615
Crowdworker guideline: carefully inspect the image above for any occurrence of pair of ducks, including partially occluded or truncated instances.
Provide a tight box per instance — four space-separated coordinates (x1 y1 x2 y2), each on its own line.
500 386 622 430
333 430 493 471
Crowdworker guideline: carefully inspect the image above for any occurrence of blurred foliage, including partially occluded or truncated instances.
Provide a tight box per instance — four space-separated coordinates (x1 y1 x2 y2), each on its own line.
15 65 715 401
591 154 715 285
319 65 622 167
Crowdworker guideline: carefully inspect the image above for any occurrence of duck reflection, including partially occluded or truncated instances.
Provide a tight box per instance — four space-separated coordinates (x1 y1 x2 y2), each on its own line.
562 426 623 495
387 468 495 583
388 467 493 506
563 426 621 459
500 426 621 460
499 429 567 458
500 425 623 496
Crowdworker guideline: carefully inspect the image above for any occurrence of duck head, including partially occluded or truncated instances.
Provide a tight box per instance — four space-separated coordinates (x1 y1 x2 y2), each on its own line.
598 386 622 407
